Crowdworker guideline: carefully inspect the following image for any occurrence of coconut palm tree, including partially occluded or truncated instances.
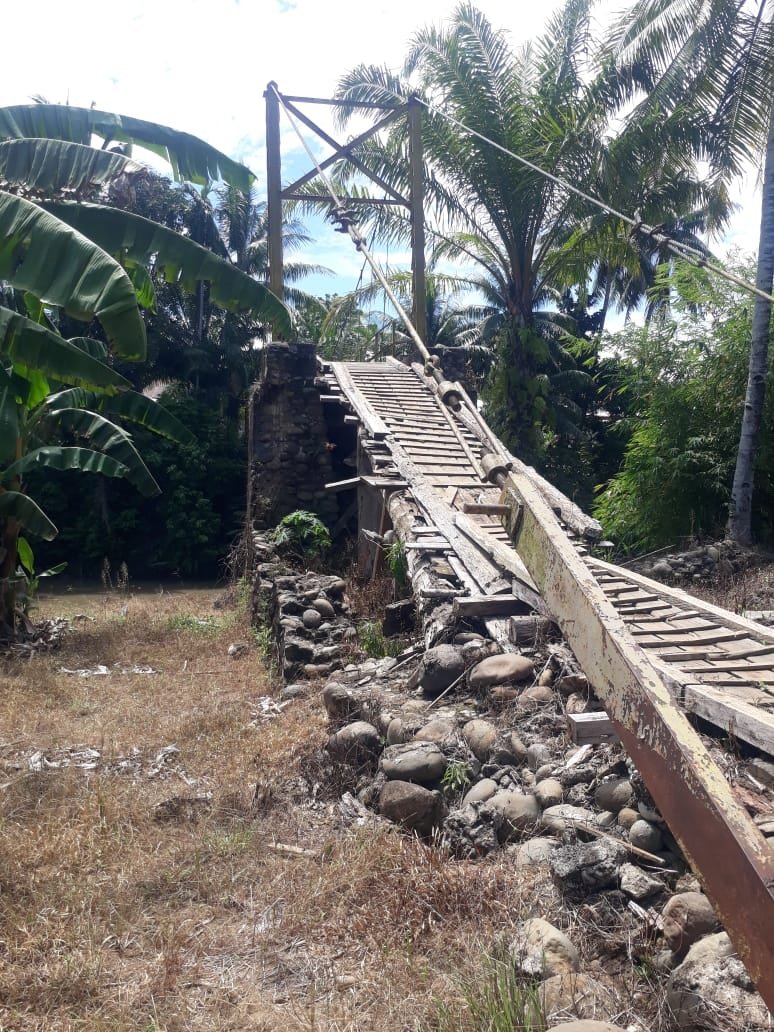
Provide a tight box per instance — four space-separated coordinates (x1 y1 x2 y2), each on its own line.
322 0 732 460
611 0 774 545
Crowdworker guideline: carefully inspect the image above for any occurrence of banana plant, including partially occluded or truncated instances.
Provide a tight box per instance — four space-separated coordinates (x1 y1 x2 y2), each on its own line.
0 328 194 636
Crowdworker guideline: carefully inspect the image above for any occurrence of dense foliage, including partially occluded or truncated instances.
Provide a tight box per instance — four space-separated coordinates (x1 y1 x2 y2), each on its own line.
595 262 774 553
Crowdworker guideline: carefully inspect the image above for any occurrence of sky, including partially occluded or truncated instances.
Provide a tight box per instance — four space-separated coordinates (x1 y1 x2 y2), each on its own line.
0 0 763 306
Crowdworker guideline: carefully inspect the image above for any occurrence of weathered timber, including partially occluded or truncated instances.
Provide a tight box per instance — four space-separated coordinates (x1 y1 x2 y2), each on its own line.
453 595 532 617
568 711 617 744
453 511 545 613
499 470 774 1008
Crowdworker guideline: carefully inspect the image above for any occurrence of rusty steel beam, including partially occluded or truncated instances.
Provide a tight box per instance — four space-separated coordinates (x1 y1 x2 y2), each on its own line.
498 471 774 1010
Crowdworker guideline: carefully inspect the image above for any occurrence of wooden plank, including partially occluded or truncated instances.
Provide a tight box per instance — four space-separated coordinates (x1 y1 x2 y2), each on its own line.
454 512 541 606
590 556 774 645
462 503 512 515
568 711 618 744
331 363 390 438
324 476 360 492
684 683 774 755
454 595 531 617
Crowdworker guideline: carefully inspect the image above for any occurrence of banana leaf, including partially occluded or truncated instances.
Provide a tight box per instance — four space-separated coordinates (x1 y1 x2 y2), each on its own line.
46 387 195 445
0 363 18 462
0 138 143 193
0 105 254 191
45 200 292 336
2 445 128 482
48 407 160 496
0 308 130 392
0 192 146 359
0 490 57 539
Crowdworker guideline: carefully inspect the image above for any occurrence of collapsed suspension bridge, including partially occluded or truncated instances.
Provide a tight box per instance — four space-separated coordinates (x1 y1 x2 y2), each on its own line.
255 85 774 1012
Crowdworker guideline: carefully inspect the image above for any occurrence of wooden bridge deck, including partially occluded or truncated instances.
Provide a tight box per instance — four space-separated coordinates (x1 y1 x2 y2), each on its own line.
326 357 774 756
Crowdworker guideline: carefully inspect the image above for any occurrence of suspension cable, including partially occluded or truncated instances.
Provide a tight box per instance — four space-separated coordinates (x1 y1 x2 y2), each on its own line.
415 96 774 306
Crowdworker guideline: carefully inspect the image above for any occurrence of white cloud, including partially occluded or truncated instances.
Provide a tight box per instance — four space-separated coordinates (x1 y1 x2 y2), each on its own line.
1 0 762 301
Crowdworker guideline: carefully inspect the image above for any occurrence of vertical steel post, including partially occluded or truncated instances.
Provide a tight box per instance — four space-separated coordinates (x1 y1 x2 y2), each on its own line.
265 82 284 311
408 97 427 348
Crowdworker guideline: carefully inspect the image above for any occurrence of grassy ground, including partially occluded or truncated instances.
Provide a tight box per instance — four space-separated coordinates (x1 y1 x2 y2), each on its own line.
0 587 587 1032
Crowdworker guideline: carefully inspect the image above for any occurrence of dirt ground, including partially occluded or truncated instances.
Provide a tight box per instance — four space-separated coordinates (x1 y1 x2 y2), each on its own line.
2 586 637 1032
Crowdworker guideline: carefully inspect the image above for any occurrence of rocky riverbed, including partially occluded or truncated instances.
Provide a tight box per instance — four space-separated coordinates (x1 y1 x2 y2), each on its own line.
251 532 773 1031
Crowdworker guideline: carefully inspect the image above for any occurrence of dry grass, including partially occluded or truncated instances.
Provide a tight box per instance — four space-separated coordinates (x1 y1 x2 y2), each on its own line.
0 588 523 1031
0 586 669 1031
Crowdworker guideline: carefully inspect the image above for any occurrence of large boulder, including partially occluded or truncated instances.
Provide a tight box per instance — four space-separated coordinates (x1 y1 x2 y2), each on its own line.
512 917 580 977
379 780 443 835
380 741 448 784
594 777 633 813
326 721 379 763
461 778 498 808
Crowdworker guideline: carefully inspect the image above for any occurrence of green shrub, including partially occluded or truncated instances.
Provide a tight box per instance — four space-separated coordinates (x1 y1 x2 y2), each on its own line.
271 510 331 559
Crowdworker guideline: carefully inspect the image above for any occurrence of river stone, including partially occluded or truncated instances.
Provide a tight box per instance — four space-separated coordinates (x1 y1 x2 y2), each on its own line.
628 818 663 853
534 778 564 809
302 608 322 629
414 719 457 747
662 892 719 953
541 804 595 834
312 597 336 618
380 741 448 784
539 973 616 1022
551 838 627 892
512 917 580 976
616 806 639 829
417 644 467 697
519 684 555 707
386 717 405 745
326 721 380 762
322 683 363 722
594 777 633 813
488 790 540 841
489 685 520 703
379 780 443 835
667 932 771 1030
555 673 589 696
462 719 498 762
505 733 528 765
468 653 535 688
595 811 616 829
516 836 559 868
462 778 498 808
619 862 665 900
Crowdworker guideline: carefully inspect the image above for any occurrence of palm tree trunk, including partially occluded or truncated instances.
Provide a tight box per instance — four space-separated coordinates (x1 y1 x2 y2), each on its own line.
727 99 774 546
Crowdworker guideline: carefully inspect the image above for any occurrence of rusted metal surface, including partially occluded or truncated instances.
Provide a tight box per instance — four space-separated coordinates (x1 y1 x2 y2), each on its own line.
499 471 774 1010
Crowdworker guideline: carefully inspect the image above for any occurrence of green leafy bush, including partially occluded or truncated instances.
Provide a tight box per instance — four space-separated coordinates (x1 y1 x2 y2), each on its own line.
594 261 774 553
271 510 331 558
